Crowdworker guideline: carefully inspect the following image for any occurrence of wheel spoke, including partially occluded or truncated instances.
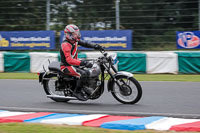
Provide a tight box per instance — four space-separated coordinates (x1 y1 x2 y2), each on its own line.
48 79 65 96
127 80 130 86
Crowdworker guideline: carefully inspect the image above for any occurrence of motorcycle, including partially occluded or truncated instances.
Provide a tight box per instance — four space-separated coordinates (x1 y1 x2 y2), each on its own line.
38 49 142 104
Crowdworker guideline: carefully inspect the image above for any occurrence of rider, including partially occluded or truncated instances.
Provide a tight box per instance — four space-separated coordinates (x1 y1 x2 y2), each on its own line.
60 24 104 101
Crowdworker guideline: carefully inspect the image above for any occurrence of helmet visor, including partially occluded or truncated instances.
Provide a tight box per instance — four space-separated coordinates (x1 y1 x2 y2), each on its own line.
74 30 81 39
71 30 81 41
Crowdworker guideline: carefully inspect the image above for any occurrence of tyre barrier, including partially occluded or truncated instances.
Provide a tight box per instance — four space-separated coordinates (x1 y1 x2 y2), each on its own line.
0 51 200 74
0 110 200 132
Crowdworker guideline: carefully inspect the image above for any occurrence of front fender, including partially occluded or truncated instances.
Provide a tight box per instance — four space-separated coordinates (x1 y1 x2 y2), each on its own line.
107 71 133 92
115 71 133 77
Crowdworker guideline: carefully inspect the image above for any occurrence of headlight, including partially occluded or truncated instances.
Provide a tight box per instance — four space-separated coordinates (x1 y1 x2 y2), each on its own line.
109 55 118 65
112 57 118 65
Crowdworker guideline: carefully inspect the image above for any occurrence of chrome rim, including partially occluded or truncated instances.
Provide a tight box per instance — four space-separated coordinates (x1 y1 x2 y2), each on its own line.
113 78 138 102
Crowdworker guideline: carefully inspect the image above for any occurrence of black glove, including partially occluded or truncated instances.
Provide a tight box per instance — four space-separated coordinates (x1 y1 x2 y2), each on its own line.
80 60 93 68
94 44 104 51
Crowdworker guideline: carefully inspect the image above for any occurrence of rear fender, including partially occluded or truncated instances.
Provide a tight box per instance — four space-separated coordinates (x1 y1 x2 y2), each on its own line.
107 71 133 92
39 72 45 83
39 72 57 84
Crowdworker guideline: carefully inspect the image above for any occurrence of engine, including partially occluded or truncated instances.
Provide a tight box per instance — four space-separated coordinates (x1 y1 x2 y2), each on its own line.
88 63 101 78
85 63 101 89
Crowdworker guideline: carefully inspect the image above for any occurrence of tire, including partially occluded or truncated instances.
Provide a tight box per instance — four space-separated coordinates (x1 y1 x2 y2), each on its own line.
110 75 142 104
43 75 70 102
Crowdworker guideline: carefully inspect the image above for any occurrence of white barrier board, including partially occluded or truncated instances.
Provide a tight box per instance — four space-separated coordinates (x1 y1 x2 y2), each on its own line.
0 52 4 72
146 52 178 74
84 52 118 71
30 52 58 73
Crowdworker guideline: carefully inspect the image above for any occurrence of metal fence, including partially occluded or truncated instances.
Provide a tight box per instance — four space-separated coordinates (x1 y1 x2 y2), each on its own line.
0 0 199 50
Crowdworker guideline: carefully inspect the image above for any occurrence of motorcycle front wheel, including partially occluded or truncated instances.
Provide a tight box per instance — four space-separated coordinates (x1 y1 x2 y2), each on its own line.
43 75 70 102
110 75 142 104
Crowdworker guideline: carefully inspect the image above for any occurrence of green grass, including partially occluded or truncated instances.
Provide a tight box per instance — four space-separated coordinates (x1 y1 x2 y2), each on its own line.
0 73 199 82
0 123 122 133
134 74 200 82
0 72 38 79
0 123 197 133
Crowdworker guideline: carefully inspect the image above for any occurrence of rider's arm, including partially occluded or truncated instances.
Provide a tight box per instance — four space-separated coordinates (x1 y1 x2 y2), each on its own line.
78 40 104 50
61 43 81 66
78 40 96 48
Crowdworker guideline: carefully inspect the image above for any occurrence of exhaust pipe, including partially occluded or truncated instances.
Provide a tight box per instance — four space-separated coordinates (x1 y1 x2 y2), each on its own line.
47 95 77 100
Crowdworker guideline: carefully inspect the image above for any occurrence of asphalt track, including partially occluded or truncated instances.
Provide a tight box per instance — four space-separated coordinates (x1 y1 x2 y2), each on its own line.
0 79 200 118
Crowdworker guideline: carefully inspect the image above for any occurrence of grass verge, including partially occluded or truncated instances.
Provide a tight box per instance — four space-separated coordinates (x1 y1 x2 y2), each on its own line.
0 73 38 79
0 123 197 133
0 73 199 82
134 74 200 82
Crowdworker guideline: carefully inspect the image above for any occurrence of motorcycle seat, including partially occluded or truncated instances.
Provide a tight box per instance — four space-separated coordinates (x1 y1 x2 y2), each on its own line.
48 61 78 79
48 61 63 74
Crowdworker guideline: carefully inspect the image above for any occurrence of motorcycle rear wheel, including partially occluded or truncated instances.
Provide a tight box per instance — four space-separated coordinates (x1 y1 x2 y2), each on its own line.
43 76 70 102
111 75 142 104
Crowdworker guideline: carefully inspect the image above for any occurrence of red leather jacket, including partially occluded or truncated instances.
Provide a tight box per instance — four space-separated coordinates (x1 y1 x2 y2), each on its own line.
60 40 95 67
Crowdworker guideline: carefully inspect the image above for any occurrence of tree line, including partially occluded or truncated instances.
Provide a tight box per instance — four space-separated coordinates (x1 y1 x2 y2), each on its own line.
0 0 198 50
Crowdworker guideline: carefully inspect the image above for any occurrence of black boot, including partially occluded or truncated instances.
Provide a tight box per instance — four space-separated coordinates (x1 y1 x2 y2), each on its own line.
81 78 95 95
73 79 87 101
83 87 95 95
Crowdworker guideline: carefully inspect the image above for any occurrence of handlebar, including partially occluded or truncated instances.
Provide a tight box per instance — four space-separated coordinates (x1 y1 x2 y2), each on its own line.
100 48 105 53
99 48 107 57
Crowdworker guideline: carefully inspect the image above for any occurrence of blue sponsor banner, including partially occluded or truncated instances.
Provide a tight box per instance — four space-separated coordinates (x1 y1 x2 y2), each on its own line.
0 31 55 50
60 30 132 50
176 31 200 49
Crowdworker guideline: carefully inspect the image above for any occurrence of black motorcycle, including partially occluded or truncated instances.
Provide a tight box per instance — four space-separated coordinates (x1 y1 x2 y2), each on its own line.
38 49 142 104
